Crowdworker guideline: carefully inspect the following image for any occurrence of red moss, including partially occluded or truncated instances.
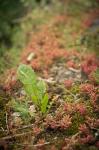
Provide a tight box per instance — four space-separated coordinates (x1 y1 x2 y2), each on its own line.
80 83 95 95
64 79 73 89
44 115 58 129
60 115 72 129
79 124 95 144
75 103 87 115
88 71 99 84
45 113 72 130
66 60 76 68
21 18 81 73
90 92 99 111
96 141 99 148
4 69 17 92
85 117 99 129
83 18 92 28
79 134 95 144
31 58 41 71
33 126 42 136
5 12 99 149
42 70 49 78
79 124 89 134
63 103 74 113
82 9 99 28
88 72 96 84
37 138 45 145
50 145 57 150
81 54 98 77
78 117 99 145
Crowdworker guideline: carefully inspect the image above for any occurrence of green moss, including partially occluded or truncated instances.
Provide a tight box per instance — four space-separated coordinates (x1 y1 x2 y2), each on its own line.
74 144 98 150
65 113 85 136
0 96 7 137
70 84 80 94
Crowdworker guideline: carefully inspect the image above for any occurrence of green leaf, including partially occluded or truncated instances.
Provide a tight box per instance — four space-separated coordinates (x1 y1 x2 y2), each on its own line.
17 64 49 114
41 93 49 114
17 64 38 105
12 100 30 120
24 84 38 105
17 64 37 85
37 80 46 100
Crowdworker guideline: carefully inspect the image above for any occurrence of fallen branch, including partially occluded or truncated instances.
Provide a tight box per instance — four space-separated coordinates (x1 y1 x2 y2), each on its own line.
69 67 81 73
9 141 50 148
0 131 32 141
63 132 80 150
6 112 9 133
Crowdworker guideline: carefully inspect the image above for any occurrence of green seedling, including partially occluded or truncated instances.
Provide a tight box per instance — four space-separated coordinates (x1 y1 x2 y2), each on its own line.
17 64 49 114
11 100 31 122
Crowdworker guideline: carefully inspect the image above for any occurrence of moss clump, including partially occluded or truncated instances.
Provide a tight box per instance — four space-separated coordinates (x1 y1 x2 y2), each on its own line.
0 96 6 137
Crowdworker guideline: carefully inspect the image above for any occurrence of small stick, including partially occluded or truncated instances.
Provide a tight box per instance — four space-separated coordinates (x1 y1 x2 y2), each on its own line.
69 67 81 73
9 141 50 148
6 112 9 133
64 132 80 150
0 127 5 132
16 124 34 130
0 131 32 141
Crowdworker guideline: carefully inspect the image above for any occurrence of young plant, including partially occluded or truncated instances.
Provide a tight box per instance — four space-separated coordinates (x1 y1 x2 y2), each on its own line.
11 99 31 122
17 64 49 114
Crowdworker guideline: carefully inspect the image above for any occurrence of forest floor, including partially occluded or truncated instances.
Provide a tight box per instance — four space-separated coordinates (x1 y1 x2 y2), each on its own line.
0 4 99 150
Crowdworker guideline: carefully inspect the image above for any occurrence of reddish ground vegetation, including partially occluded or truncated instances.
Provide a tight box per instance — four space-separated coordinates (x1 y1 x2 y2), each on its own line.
21 15 81 75
82 9 99 28
81 54 98 76
1 10 99 150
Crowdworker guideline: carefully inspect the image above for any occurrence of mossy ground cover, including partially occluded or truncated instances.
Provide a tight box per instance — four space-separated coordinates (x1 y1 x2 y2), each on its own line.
0 1 99 150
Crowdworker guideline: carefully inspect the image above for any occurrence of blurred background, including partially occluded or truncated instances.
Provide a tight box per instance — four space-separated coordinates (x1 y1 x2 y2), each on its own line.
0 0 99 74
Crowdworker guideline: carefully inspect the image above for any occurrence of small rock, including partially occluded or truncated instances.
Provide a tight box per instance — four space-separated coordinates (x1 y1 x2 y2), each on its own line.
27 52 35 62
20 89 26 96
12 112 20 117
